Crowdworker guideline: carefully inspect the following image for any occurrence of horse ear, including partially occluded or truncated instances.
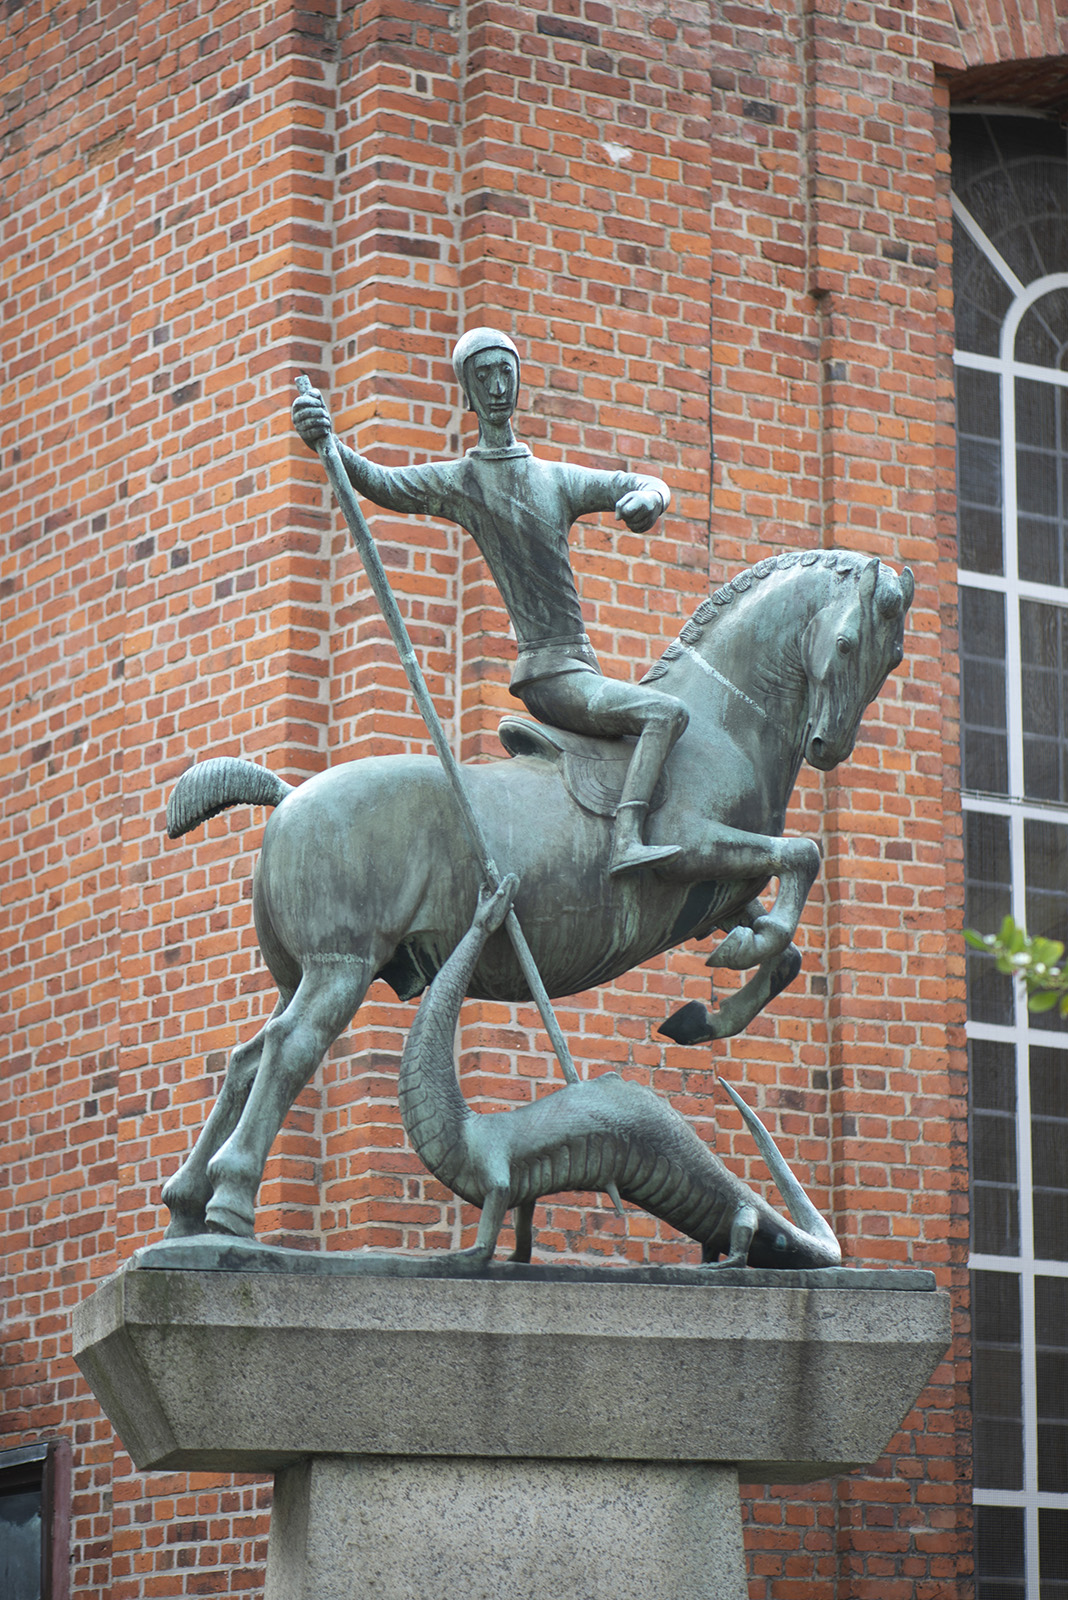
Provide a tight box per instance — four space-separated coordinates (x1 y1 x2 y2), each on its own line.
899 566 915 611
859 556 879 610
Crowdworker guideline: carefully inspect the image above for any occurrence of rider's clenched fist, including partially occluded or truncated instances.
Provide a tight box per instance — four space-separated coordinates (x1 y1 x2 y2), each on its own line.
292 384 332 448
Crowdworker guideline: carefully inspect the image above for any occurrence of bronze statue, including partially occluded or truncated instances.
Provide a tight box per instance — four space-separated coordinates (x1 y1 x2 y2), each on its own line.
399 874 842 1269
161 542 912 1240
292 329 688 876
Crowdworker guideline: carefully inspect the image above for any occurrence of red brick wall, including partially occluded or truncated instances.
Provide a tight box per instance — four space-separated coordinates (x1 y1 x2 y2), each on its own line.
5 1 1067 1595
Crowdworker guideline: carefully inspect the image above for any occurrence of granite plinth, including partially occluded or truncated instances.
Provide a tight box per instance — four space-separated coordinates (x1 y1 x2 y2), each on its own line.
73 1259 949 1482
73 1259 949 1600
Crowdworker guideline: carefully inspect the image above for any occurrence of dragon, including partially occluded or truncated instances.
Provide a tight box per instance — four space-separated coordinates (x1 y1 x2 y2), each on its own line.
400 877 842 1270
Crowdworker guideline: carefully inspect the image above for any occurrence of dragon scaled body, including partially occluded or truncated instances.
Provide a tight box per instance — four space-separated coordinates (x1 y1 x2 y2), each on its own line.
400 879 842 1269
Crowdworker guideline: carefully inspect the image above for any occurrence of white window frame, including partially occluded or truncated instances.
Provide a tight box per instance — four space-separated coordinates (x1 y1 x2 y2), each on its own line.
955 186 1068 1599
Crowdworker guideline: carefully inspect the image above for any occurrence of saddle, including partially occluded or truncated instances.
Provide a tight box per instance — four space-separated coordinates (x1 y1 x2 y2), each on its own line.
497 716 669 819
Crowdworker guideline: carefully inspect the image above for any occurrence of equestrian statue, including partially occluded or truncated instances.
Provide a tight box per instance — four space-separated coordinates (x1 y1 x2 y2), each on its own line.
160 330 913 1257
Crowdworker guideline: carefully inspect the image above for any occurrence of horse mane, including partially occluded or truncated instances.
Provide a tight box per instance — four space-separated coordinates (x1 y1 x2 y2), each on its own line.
641 548 867 684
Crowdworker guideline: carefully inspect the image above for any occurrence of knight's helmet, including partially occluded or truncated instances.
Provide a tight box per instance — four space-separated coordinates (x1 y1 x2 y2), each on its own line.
452 327 521 410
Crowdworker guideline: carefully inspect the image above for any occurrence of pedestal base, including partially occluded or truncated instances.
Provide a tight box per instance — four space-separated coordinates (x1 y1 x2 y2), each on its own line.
266 1456 747 1600
73 1256 950 1600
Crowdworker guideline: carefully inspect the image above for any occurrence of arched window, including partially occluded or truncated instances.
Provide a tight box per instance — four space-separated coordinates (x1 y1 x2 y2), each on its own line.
954 110 1068 1600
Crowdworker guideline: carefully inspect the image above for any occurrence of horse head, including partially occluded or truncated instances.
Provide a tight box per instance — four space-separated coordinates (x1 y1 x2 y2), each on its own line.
800 556 914 771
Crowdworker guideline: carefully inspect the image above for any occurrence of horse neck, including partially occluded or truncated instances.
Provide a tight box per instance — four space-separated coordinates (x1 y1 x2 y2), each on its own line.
659 570 819 768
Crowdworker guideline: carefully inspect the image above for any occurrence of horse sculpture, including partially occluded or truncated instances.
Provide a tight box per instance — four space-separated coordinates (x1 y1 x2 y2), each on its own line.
161 548 913 1239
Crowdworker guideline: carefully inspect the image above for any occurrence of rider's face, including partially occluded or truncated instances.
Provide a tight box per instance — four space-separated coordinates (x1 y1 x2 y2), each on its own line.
466 352 518 425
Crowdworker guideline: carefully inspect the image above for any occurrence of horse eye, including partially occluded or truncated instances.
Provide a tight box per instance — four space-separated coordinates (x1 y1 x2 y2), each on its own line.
836 636 854 656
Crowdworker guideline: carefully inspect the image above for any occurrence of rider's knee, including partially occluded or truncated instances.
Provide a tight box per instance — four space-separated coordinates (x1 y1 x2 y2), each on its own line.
648 695 689 740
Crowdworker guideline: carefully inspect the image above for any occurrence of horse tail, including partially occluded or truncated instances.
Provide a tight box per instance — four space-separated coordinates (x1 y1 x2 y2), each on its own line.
166 758 295 839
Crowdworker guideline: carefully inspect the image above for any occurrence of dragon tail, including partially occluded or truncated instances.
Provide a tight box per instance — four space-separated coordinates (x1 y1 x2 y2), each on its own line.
717 1076 840 1261
167 757 295 839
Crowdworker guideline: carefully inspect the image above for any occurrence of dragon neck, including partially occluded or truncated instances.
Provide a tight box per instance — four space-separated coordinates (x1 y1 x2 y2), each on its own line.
397 923 480 1189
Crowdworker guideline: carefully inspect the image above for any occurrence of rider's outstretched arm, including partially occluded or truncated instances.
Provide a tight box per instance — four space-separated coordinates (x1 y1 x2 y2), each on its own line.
335 443 441 516
292 383 442 516
563 464 671 535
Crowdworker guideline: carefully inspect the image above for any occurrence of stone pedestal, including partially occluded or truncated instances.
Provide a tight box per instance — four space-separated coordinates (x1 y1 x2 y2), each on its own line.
72 1252 950 1600
267 1457 747 1600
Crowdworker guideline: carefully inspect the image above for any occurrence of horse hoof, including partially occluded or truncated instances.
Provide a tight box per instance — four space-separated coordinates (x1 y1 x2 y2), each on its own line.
161 1176 210 1238
658 1000 713 1045
204 1196 256 1238
163 1211 209 1240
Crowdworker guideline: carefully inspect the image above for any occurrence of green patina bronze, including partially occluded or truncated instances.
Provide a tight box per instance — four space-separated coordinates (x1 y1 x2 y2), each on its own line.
398 876 841 1270
160 334 913 1259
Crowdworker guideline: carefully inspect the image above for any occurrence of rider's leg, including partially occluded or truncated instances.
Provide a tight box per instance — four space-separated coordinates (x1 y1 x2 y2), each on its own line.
204 960 373 1237
610 694 690 874
519 671 689 875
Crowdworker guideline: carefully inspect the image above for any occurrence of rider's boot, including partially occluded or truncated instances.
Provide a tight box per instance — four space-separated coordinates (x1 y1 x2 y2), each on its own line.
609 800 682 876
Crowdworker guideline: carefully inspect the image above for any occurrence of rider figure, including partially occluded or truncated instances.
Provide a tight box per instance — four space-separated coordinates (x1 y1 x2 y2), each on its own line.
292 328 689 875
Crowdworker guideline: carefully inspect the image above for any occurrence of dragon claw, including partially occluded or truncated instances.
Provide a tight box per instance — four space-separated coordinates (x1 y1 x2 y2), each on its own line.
475 874 520 934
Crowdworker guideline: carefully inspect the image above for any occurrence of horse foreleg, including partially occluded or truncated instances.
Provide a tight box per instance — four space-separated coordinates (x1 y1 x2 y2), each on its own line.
660 939 802 1045
668 825 820 968
204 962 373 1238
161 992 292 1238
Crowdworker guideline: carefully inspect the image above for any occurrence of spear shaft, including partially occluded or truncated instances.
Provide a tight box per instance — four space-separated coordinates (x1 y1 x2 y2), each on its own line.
296 375 580 1089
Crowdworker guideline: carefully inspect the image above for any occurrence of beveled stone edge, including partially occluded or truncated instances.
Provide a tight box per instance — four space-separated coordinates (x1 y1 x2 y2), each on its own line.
136 1445 875 1482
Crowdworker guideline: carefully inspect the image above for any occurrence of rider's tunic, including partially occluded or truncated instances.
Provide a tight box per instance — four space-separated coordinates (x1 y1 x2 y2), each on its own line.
339 443 667 689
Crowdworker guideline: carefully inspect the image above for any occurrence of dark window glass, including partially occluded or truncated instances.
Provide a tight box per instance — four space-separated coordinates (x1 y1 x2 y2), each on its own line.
0 1486 42 1600
0 1442 68 1600
1031 1047 1068 1262
952 214 1014 358
1016 284 1068 370
961 587 1009 793
955 107 1068 1600
966 810 1015 1025
1040 1507 1068 1599
972 1037 1018 1113
957 366 1004 574
1024 823 1068 1038
972 1270 1024 1489
1021 600 1068 803
976 1502 1026 1600
971 1035 1019 1255
953 115 1068 287
1016 377 1068 587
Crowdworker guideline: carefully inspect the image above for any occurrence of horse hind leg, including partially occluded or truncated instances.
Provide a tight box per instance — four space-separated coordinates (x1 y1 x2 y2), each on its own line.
161 988 293 1239
204 960 373 1238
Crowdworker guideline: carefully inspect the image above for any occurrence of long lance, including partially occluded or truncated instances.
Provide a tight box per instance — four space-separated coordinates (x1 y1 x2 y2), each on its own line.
295 375 585 1095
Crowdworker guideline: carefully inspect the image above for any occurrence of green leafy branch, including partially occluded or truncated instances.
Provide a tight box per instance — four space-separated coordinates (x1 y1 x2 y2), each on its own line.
964 916 1068 1015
